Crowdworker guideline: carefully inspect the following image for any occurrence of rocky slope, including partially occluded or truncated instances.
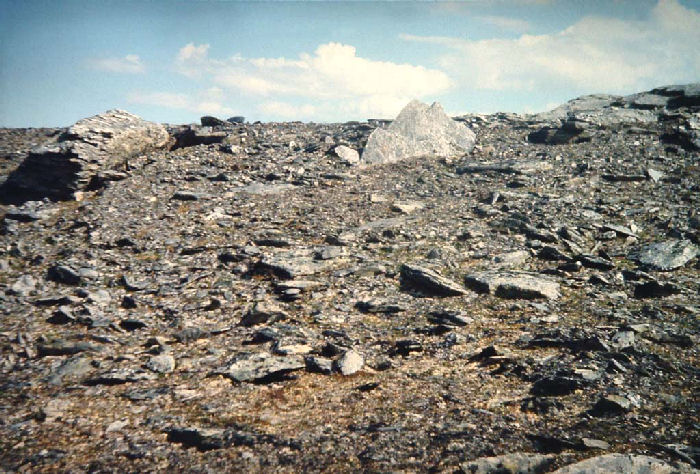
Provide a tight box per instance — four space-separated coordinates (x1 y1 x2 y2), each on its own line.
0 86 698 473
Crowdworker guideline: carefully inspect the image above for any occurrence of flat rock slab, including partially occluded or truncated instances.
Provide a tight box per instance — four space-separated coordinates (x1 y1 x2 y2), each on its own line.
400 263 467 297
258 248 344 279
553 453 683 473
361 100 475 164
215 352 305 383
461 452 555 474
465 272 560 299
630 240 699 271
0 109 169 203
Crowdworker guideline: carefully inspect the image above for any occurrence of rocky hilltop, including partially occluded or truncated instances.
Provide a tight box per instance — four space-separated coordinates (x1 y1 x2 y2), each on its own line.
0 85 698 473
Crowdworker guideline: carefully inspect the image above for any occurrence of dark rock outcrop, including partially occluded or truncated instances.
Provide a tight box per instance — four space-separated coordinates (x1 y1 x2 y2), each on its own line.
0 110 169 203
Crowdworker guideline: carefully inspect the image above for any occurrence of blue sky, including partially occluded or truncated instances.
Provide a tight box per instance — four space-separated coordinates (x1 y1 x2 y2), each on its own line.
1 0 699 126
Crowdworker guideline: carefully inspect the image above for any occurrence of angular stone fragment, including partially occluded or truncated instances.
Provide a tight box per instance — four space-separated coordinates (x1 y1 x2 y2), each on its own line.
590 394 633 416
465 272 560 300
460 452 555 474
400 263 466 297
0 110 169 203
553 454 678 473
167 426 227 451
47 265 81 285
630 240 699 271
335 350 364 376
240 301 288 326
146 354 175 374
216 352 305 383
258 248 342 279
361 100 475 164
334 145 360 165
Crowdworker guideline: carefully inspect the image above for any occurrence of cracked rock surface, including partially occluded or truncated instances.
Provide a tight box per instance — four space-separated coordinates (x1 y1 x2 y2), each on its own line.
0 84 698 472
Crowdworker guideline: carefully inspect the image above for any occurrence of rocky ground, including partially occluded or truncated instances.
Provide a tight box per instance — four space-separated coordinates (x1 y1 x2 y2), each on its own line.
0 85 698 473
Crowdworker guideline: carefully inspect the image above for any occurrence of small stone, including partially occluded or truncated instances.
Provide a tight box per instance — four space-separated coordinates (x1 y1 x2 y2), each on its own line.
10 274 36 296
634 280 681 298
630 239 699 271
172 191 201 201
216 352 305 383
146 354 175 374
240 301 288 327
400 263 466 297
305 356 334 375
335 350 364 376
590 394 633 416
465 271 560 300
47 265 81 285
334 145 360 165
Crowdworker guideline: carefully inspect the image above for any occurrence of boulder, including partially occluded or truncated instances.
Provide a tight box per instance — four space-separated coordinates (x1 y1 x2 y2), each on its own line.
0 110 169 203
361 100 475 164
553 453 683 473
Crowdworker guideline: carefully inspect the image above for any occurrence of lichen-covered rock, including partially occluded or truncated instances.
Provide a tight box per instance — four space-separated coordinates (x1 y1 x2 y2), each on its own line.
0 109 169 203
361 100 475 164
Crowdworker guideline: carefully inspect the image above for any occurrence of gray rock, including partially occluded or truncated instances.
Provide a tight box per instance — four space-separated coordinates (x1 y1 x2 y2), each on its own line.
0 110 169 203
590 394 633 416
47 265 81 285
391 201 424 214
553 453 681 473
305 356 334 375
200 115 228 127
227 116 245 124
48 356 94 385
400 263 467 296
216 352 305 383
258 248 341 279
361 100 476 164
461 452 555 474
172 191 202 201
146 354 175 374
335 350 364 376
630 240 699 271
167 426 227 451
85 369 157 385
240 302 289 326
334 145 360 165
9 274 36 296
465 272 560 300
171 125 226 148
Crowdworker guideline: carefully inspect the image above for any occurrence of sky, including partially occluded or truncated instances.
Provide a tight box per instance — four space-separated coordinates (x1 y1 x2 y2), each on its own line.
1 0 699 127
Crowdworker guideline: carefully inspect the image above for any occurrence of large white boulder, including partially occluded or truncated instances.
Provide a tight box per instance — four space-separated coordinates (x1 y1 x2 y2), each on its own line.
361 100 476 164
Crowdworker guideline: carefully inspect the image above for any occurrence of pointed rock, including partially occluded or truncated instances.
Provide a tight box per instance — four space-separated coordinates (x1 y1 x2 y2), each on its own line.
361 100 475 164
400 263 466 297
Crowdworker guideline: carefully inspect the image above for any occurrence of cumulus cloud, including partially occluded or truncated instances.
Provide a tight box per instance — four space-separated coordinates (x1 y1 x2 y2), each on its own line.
176 43 211 78
127 88 234 116
90 54 144 74
175 41 453 120
403 0 700 94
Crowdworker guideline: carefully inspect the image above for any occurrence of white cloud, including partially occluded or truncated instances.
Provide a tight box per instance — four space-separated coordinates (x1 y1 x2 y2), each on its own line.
176 41 453 120
90 54 144 74
176 43 211 78
403 0 700 94
477 15 531 32
127 90 233 116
